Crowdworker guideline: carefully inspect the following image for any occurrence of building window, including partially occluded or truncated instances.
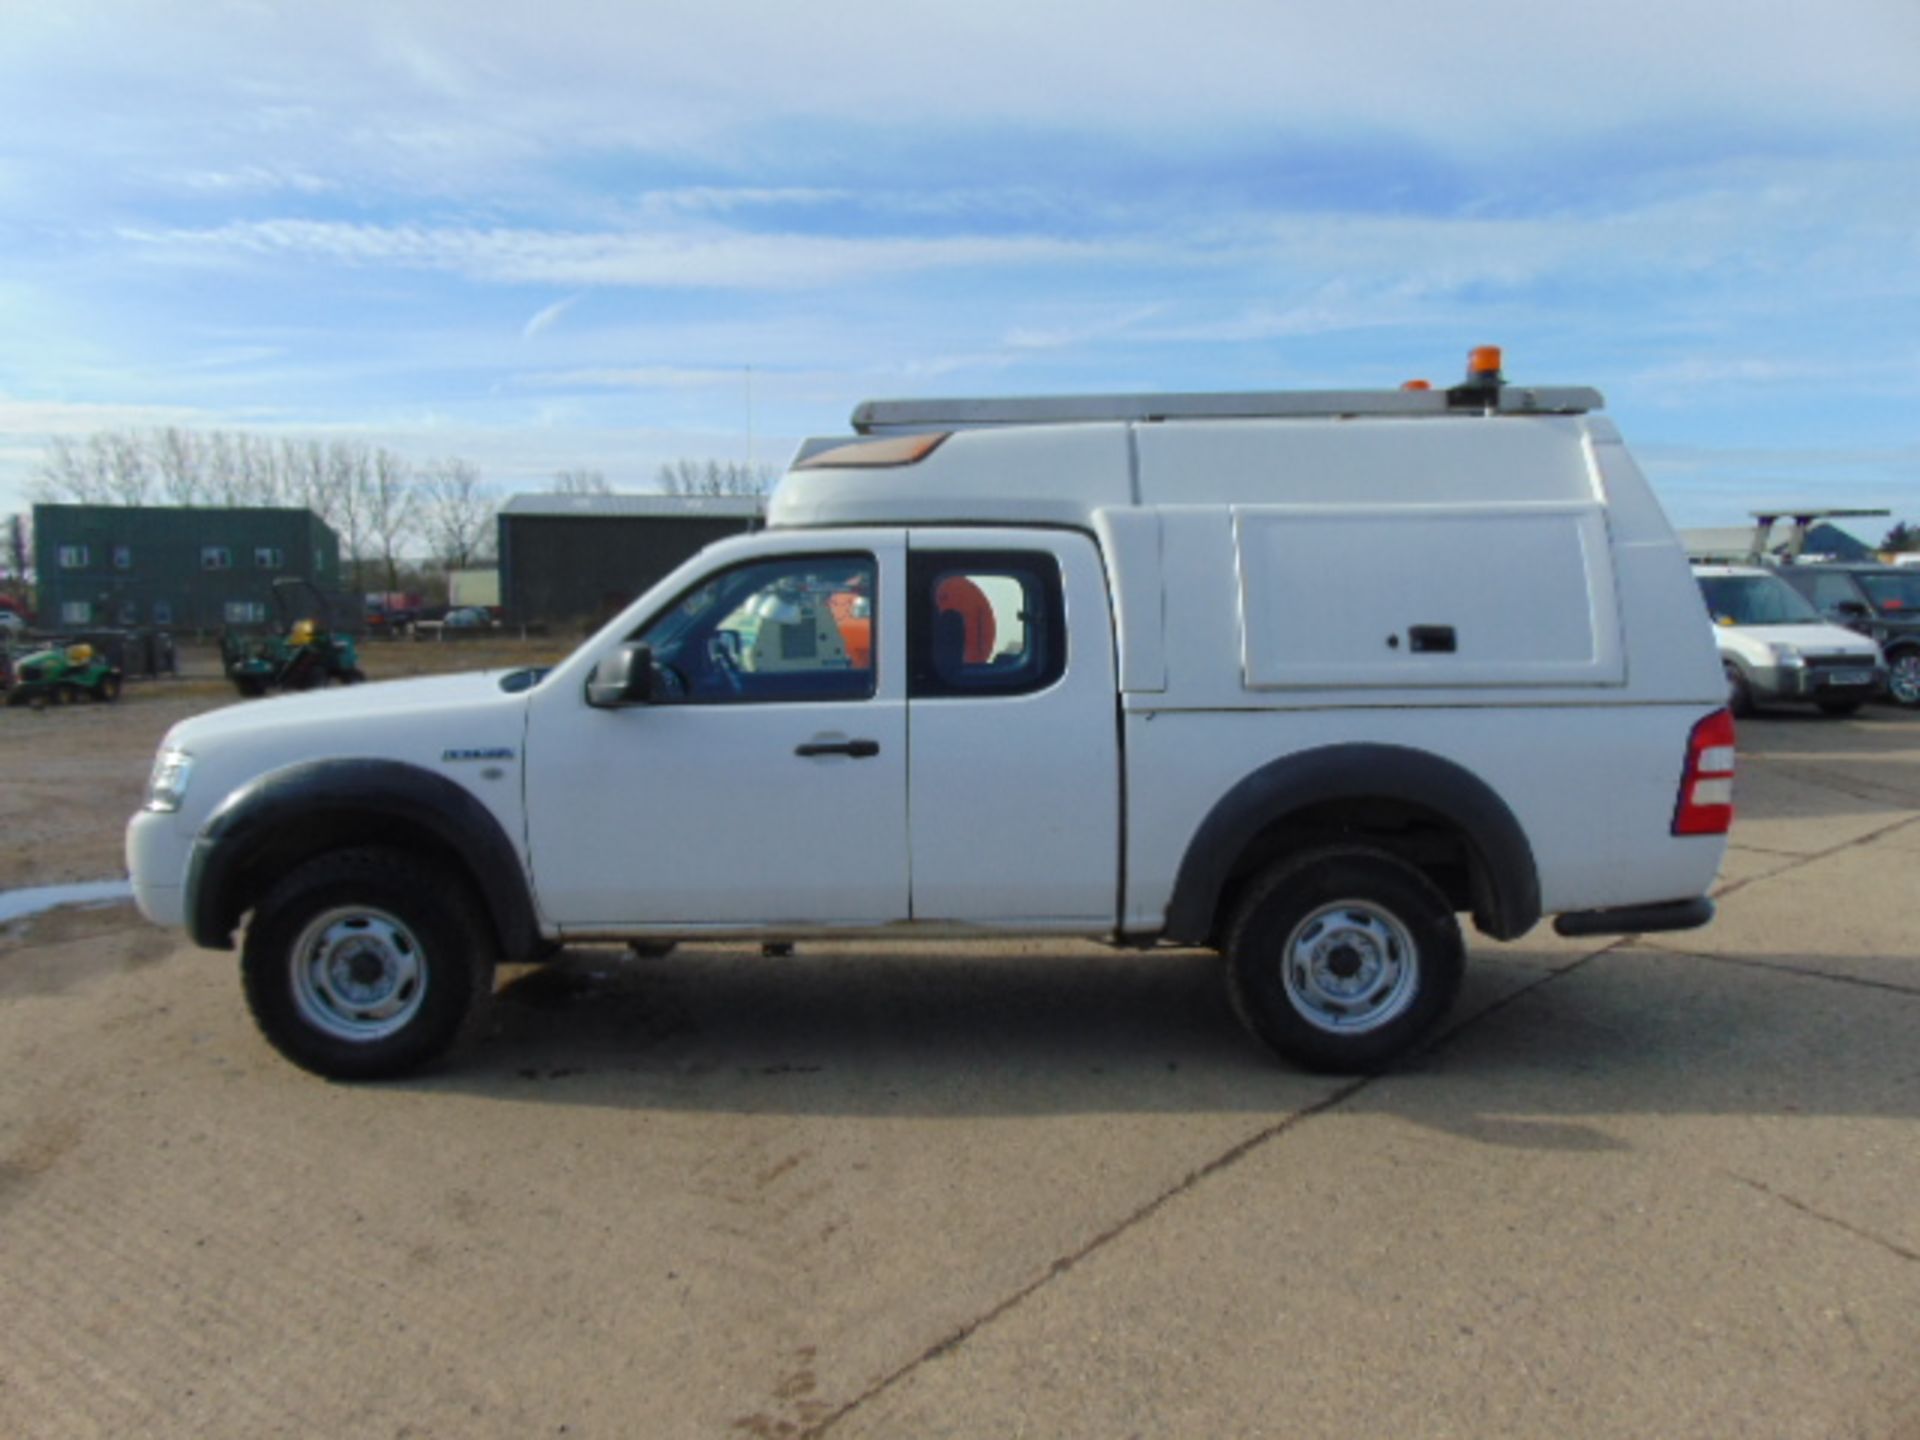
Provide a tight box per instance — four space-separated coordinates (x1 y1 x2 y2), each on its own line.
112 545 133 570
61 600 92 624
59 545 89 569
118 600 139 625
254 546 284 570
225 600 267 625
202 546 233 571
152 601 173 625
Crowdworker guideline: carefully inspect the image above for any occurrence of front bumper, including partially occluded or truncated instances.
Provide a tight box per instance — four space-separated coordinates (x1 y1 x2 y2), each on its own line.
125 809 188 928
1749 661 1886 703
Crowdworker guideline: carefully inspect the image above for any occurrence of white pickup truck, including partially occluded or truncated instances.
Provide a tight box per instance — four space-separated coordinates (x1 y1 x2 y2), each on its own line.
128 351 1734 1080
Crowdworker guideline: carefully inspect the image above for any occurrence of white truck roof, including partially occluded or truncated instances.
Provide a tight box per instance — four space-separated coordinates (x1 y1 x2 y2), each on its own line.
769 409 1616 532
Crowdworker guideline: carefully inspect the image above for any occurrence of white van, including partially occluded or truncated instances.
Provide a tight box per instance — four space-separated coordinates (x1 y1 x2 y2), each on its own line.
128 351 1734 1079
1693 563 1887 716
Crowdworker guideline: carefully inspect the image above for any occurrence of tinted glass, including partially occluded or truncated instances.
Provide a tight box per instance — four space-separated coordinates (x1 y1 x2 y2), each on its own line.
910 551 1065 697
1698 575 1824 626
1857 572 1920 614
635 553 875 704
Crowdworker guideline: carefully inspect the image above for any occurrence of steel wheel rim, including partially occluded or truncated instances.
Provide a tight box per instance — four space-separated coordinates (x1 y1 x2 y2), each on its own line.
289 906 428 1042
1281 900 1420 1035
1891 655 1920 706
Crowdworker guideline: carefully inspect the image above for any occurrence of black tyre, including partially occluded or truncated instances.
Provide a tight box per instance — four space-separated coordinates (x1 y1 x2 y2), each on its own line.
1817 699 1862 717
91 672 122 703
1225 847 1464 1072
233 674 267 698
1887 649 1920 709
1723 661 1756 718
339 667 367 685
241 848 496 1080
627 939 677 959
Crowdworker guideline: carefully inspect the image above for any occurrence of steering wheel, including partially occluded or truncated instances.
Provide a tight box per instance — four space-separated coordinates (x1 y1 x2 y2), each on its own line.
707 630 745 696
652 660 689 701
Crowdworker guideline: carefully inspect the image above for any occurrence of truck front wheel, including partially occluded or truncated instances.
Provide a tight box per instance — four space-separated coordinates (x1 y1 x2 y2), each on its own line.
241 848 496 1080
1225 847 1464 1072
1888 649 1920 709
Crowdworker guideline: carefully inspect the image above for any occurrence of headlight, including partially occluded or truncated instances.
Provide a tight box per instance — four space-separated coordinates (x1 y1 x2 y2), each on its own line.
145 749 194 812
1766 643 1805 667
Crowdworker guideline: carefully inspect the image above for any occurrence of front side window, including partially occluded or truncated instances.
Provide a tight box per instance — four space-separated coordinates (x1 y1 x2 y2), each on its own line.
633 553 875 704
203 546 233 571
909 551 1065 698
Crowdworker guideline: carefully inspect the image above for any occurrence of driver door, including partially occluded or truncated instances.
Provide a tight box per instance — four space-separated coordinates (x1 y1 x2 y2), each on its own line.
523 533 909 930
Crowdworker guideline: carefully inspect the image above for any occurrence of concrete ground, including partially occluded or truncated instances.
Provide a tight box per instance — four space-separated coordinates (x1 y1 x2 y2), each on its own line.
1 708 1916 1439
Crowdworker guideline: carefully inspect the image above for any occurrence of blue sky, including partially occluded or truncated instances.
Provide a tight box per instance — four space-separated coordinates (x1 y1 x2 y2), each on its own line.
2 0 1916 531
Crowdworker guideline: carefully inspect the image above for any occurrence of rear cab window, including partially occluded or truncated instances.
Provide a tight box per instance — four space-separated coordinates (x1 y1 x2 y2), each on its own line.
908 550 1066 698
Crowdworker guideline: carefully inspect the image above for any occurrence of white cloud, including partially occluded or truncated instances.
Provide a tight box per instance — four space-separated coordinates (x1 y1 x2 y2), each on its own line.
170 165 336 196
119 219 1135 288
521 294 583 339
517 366 750 390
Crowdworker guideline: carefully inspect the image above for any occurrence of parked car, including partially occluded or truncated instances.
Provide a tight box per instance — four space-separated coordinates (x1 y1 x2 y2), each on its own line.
444 607 495 631
365 606 416 636
129 349 1732 1081
1775 563 1920 708
0 609 26 637
1694 564 1886 716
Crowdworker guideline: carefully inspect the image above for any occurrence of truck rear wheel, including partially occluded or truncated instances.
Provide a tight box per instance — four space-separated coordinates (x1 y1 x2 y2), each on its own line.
1225 847 1463 1072
241 848 496 1080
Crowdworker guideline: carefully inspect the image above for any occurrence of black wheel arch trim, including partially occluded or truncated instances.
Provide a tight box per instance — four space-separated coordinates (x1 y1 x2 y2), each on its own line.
186 758 539 959
1163 742 1542 944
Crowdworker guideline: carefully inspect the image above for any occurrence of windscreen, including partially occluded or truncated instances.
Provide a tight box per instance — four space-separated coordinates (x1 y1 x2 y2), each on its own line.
1697 575 1824 626
1856 571 1920 615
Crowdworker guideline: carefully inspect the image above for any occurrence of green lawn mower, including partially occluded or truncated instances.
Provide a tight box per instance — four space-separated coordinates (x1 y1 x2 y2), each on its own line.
222 578 367 698
4 641 123 709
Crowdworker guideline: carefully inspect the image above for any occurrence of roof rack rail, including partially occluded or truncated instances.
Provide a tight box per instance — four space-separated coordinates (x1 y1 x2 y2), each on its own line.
851 385 1602 435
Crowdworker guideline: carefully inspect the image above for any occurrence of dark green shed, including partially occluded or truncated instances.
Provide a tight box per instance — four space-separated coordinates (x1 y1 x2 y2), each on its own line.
33 503 341 631
498 494 761 627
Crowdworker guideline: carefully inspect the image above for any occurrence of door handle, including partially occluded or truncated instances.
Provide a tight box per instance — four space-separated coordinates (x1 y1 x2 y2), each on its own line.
795 739 881 758
1408 625 1457 654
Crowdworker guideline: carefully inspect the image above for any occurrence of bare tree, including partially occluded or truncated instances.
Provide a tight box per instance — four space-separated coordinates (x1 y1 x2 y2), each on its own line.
152 428 203 506
366 448 420 594
1 513 30 603
30 436 107 503
90 433 152 505
324 440 374 594
552 468 611 495
282 438 330 521
238 432 290 506
656 458 776 497
420 458 496 572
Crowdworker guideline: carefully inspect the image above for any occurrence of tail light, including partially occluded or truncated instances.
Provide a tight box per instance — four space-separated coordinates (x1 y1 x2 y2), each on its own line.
1673 708 1737 836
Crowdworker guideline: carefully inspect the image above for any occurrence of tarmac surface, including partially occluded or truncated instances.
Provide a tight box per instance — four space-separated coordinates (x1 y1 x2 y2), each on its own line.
1 705 1917 1438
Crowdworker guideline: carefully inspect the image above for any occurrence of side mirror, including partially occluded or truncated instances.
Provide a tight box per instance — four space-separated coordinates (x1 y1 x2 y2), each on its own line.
587 643 656 708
